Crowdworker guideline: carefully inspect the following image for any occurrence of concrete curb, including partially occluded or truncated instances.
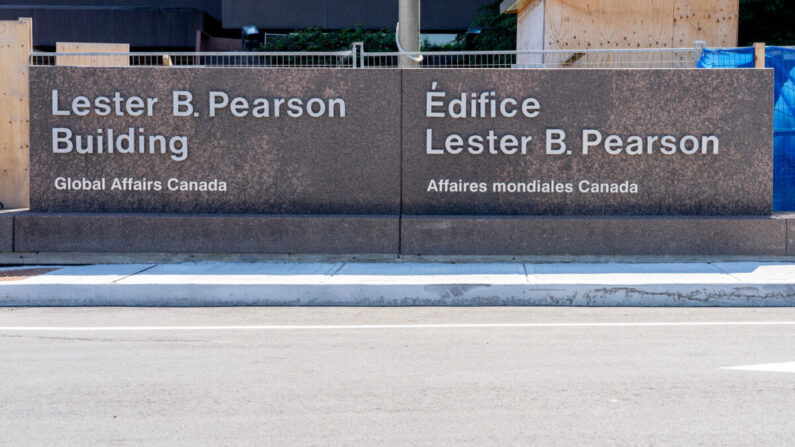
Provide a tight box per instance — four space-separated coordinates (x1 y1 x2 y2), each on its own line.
1 262 795 307
2 283 795 307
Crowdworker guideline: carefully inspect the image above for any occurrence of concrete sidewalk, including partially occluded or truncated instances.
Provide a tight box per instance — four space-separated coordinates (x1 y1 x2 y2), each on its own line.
1 261 795 306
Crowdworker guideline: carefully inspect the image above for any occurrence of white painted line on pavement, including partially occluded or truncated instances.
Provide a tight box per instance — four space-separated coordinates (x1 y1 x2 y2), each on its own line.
720 361 795 373
1 321 795 331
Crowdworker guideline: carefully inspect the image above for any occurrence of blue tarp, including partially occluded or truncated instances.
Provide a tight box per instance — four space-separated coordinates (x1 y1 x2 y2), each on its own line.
699 46 795 211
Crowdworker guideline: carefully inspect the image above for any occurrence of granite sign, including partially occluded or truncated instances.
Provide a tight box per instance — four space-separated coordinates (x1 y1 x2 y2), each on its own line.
403 69 773 215
29 67 773 216
29 68 401 214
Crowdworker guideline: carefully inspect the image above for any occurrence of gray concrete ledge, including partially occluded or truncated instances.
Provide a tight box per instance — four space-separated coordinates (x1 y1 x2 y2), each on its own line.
1 262 794 307
14 213 399 254
402 215 789 256
4 283 795 307
4 253 795 266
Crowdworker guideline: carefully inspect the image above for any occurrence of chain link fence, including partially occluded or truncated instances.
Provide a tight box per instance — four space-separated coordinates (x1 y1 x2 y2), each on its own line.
30 42 706 69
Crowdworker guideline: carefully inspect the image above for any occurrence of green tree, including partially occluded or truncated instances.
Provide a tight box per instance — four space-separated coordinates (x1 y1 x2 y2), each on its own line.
739 0 795 46
261 25 396 52
452 0 516 50
258 0 516 52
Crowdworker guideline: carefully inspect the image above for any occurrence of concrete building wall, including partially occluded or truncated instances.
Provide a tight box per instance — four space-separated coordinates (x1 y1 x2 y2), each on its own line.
1 0 491 48
0 1 221 19
0 6 207 48
222 0 493 31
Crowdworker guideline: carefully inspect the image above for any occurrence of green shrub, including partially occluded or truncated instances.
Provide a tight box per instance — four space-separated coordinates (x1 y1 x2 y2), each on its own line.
257 1 516 52
739 0 795 45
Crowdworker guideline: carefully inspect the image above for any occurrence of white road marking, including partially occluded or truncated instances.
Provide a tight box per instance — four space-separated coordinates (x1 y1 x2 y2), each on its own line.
721 361 795 373
0 321 794 331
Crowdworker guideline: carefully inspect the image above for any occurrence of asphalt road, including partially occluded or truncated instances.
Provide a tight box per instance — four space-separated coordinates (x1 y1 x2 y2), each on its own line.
0 307 794 446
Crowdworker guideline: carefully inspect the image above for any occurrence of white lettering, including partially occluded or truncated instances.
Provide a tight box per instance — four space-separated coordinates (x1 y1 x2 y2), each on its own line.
208 91 228 117
173 91 194 116
546 129 566 154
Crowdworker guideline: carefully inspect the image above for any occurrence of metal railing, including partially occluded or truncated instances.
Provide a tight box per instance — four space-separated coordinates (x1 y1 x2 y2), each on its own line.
30 42 706 69
30 50 356 68
361 44 704 68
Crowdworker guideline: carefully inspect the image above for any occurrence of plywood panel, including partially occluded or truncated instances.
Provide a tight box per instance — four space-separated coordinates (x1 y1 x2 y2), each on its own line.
628 0 675 67
542 0 588 67
538 0 737 67
0 18 32 209
543 0 738 50
543 0 676 68
543 0 584 50
516 0 544 66
713 0 739 47
673 0 738 48
56 42 130 66
545 0 675 50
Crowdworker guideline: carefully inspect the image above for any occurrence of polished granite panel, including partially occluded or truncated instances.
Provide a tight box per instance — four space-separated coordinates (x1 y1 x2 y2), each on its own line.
402 69 774 215
30 68 401 214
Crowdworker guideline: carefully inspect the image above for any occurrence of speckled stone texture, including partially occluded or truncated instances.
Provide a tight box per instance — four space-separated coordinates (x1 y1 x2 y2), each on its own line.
402 69 774 215
14 213 398 253
401 215 787 256
10 213 793 256
0 209 22 252
29 68 401 214
25 67 782 256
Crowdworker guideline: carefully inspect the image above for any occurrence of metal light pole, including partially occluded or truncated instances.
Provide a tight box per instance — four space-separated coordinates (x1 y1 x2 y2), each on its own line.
398 0 421 67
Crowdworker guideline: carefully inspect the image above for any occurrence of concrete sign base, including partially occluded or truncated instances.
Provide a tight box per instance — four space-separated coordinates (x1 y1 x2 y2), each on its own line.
13 212 398 254
401 215 789 256
0 210 22 252
2 212 792 256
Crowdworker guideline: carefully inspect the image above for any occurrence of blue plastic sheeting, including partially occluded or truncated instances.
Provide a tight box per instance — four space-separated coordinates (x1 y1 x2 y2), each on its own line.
699 46 795 211
697 47 755 68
